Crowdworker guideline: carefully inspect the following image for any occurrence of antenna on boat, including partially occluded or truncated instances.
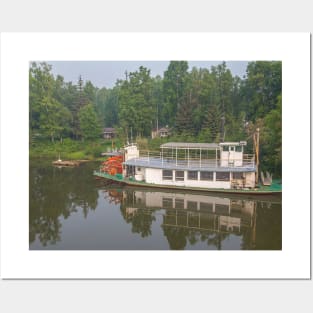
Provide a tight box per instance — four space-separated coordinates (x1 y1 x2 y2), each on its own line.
130 127 133 144
253 128 260 185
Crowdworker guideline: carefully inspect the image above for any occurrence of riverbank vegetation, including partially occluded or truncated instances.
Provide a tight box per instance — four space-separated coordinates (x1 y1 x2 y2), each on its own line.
29 61 281 176
29 138 115 160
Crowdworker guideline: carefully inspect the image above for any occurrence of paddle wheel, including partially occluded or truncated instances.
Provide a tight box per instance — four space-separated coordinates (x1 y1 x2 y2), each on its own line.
101 155 124 176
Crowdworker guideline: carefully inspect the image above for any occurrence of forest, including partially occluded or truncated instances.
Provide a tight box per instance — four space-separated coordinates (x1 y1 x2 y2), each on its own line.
29 61 282 177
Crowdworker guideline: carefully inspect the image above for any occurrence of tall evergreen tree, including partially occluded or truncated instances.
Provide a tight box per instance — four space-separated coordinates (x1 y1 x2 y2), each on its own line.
162 61 189 126
175 96 195 136
200 104 221 142
71 75 89 139
97 87 119 128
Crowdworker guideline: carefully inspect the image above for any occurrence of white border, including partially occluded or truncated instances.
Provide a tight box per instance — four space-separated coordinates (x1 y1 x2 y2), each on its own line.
0 33 310 279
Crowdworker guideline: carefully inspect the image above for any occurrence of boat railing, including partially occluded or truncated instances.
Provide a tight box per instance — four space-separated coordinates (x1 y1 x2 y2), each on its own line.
242 154 255 167
130 151 255 169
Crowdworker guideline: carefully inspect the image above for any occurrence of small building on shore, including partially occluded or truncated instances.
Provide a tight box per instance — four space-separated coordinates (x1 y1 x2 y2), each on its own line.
103 127 116 139
151 126 171 139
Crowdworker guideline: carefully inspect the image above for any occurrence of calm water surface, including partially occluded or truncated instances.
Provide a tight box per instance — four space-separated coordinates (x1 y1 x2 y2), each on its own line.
29 160 282 250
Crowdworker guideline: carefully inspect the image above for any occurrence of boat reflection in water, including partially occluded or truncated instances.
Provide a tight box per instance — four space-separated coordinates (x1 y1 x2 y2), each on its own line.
29 161 281 250
104 187 281 250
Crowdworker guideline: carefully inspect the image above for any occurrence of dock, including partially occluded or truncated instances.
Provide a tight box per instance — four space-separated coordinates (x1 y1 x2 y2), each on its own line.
52 159 89 167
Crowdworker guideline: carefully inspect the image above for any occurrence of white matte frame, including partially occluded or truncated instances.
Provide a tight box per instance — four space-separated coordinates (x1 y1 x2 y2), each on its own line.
0 33 310 279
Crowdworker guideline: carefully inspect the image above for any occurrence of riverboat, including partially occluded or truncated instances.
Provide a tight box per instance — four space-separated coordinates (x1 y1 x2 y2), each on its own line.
94 141 282 195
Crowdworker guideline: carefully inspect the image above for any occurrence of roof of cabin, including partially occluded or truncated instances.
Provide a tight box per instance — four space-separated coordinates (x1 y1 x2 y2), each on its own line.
160 142 220 149
158 127 170 132
103 128 116 133
219 141 246 146
152 127 170 132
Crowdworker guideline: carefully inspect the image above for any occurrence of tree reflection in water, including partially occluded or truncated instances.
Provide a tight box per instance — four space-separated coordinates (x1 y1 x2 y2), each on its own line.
30 161 281 250
120 190 156 238
29 160 99 246
115 188 282 250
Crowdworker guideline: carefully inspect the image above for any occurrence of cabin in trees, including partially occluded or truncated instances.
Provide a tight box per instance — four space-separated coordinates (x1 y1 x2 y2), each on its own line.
151 126 171 139
103 128 116 139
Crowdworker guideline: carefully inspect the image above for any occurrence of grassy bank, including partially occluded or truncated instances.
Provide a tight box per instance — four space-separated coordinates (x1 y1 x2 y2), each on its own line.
30 137 171 160
29 138 122 160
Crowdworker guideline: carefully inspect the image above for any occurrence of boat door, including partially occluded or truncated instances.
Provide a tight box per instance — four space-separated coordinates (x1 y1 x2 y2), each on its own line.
228 145 236 166
126 165 136 177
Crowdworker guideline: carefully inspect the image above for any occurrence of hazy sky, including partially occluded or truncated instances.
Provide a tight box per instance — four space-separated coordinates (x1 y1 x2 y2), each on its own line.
47 61 249 89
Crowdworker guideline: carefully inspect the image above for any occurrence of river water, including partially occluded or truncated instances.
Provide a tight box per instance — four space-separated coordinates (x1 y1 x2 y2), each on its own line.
29 160 282 250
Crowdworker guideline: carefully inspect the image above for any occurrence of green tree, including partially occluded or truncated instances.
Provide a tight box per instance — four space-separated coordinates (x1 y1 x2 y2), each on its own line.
211 62 234 141
175 96 195 135
78 104 101 140
29 62 55 132
201 103 221 142
242 61 282 120
70 75 89 139
262 94 282 176
84 80 97 104
162 61 189 126
102 87 119 127
151 75 164 129
118 66 153 138
197 127 212 143
59 81 78 113
185 67 206 135
52 75 67 105
39 96 71 142
196 68 217 135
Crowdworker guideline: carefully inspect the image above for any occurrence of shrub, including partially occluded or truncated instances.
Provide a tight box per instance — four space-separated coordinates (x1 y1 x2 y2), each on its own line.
66 151 87 160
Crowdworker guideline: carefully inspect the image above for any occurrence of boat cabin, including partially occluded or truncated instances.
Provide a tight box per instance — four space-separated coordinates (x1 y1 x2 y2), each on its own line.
220 141 247 167
122 141 256 190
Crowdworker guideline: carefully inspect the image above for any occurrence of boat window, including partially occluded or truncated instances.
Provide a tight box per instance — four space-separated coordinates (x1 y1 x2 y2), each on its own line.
222 146 229 151
200 202 213 212
230 146 235 152
162 170 173 180
187 171 198 180
137 167 141 171
187 201 197 210
235 146 242 152
216 172 230 181
175 171 184 181
162 198 173 208
188 212 200 227
175 199 184 209
200 171 213 181
233 172 244 179
215 204 229 214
